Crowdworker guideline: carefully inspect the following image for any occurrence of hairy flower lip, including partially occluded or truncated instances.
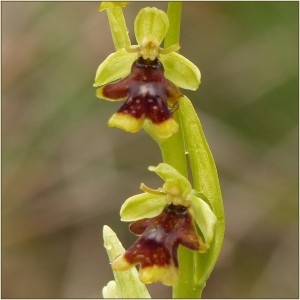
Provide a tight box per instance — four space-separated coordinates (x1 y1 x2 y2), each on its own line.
97 57 182 138
112 204 202 286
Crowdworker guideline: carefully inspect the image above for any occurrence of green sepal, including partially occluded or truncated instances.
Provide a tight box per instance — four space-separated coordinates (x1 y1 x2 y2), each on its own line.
94 49 136 87
189 195 217 248
148 163 192 202
120 193 167 222
160 52 201 90
102 225 151 298
134 7 169 45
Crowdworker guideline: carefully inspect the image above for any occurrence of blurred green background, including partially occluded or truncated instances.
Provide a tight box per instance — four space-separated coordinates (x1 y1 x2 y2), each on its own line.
2 2 298 298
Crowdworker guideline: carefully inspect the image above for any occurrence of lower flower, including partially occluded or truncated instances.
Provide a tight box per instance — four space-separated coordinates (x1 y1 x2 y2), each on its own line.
111 204 203 286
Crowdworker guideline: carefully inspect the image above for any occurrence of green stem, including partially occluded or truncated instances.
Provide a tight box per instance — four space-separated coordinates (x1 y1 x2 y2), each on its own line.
164 2 182 48
104 5 131 50
143 112 187 177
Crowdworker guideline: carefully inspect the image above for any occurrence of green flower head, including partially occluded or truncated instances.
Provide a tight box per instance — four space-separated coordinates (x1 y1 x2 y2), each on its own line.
94 5 201 138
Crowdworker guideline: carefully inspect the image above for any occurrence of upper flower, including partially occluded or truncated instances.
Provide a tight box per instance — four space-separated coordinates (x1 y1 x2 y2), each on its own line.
97 57 183 138
94 6 201 138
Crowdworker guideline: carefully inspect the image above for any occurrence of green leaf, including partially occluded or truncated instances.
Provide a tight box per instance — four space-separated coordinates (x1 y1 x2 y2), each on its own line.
102 226 151 298
134 7 169 45
160 52 201 90
120 193 167 221
94 49 136 87
179 96 225 297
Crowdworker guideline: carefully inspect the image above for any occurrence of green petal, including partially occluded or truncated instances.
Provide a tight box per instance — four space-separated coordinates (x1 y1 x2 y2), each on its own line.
148 163 192 202
102 226 151 298
189 196 217 247
134 7 169 45
94 49 136 87
120 193 167 221
160 52 201 90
